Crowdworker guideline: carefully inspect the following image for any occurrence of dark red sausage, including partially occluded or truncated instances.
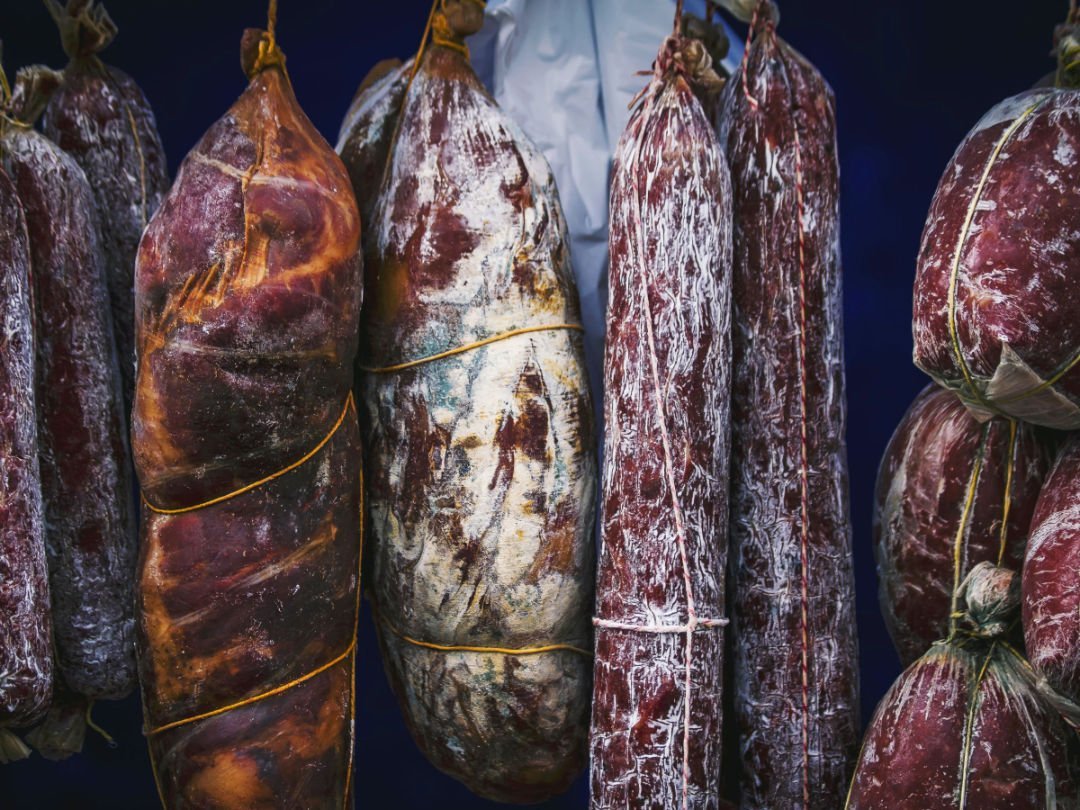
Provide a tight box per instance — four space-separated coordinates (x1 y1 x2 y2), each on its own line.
42 0 169 418
3 67 136 721
718 3 859 805
847 563 1080 809
0 149 51 764
590 34 731 810
874 384 1052 665
133 26 362 808
911 28 1080 431
1023 435 1080 703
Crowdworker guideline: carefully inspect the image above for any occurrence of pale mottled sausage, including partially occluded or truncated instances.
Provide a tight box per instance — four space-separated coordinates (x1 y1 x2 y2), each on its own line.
355 3 596 802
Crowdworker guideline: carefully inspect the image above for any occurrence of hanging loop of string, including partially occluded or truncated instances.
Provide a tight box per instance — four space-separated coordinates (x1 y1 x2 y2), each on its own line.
248 0 287 77
372 0 486 223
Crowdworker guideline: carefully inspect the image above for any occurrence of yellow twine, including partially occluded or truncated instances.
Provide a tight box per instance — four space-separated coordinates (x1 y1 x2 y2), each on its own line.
432 11 471 58
377 611 591 658
142 393 354 515
948 427 987 640
147 640 356 736
945 97 1047 411
957 644 995 808
248 0 287 77
360 324 584 374
146 464 363 810
85 701 116 747
996 420 1017 565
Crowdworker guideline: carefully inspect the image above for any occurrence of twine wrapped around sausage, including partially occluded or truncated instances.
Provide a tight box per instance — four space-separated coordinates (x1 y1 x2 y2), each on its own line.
352 0 597 802
718 1 859 805
847 563 1080 809
874 384 1052 665
133 6 363 806
589 10 732 809
913 9 1080 430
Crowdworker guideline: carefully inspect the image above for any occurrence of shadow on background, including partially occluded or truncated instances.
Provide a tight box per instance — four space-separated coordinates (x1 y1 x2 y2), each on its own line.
0 0 1067 807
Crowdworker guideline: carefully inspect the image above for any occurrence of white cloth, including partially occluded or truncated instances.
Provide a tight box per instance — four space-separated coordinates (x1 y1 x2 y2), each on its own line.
470 0 740 466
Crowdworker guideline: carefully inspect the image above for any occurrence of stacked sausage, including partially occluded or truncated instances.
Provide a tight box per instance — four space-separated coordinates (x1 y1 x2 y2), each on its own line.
0 0 165 763
851 10 1080 808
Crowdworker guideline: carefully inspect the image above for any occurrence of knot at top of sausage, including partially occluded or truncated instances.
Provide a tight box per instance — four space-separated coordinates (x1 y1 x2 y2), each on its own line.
242 27 287 79
43 0 117 63
432 0 486 53
958 562 1020 640
1055 16 1080 89
655 35 725 95
681 13 730 70
715 0 778 27
5 66 62 128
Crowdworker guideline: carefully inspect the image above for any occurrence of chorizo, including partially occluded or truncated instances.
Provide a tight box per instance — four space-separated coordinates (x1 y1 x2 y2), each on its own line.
590 32 731 810
133 21 362 808
2 65 136 757
357 1 596 802
42 0 169 417
874 384 1052 665
718 2 859 805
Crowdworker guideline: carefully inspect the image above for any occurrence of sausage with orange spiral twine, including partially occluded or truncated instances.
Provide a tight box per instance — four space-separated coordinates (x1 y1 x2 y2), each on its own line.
132 22 363 809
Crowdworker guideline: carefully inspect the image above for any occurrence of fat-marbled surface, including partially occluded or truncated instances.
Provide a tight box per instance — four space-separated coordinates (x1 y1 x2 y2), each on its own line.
874 384 1051 665
913 88 1080 429
718 12 859 807
590 44 732 810
1023 435 1080 703
133 31 362 809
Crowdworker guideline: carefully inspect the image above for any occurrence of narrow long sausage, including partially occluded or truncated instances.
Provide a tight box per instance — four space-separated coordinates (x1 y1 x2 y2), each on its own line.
590 32 731 810
0 133 51 765
42 0 169 417
2 65 136 757
718 2 859 805
133 23 362 808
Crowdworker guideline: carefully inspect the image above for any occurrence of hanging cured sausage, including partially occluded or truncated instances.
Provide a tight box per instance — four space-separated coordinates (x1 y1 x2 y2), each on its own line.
1 65 136 760
0 65 51 764
356 0 596 802
912 14 1080 430
42 0 169 418
718 1 859 805
847 563 1080 809
590 19 732 810
132 12 363 807
875 384 1051 665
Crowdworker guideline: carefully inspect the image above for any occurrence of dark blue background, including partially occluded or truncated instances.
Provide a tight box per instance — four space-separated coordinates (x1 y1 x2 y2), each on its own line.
0 1 1067 807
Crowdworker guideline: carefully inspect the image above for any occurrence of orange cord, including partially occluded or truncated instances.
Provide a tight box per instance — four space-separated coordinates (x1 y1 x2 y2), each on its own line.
360 324 584 374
